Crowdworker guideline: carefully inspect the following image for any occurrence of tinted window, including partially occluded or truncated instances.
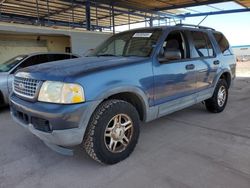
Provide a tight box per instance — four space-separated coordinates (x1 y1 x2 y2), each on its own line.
191 31 214 58
213 33 231 55
18 55 49 69
47 54 78 62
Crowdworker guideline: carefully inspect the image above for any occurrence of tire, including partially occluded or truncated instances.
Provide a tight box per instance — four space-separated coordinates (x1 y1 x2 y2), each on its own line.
83 99 140 165
0 91 5 107
205 79 228 113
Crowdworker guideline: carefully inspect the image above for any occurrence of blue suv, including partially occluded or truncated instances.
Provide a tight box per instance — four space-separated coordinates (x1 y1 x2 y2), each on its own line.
10 24 236 164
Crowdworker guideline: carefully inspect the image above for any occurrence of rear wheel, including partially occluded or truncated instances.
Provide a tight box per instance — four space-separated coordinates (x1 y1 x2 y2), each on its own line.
83 100 140 164
205 79 228 113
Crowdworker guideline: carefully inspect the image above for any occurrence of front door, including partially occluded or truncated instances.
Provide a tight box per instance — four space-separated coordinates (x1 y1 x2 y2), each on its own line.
153 30 197 106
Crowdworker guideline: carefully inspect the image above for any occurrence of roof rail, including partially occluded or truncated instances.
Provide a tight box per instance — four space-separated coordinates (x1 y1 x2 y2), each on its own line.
175 24 215 31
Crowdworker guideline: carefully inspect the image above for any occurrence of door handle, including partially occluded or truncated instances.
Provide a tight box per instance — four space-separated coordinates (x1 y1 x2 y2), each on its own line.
213 60 220 65
185 64 195 70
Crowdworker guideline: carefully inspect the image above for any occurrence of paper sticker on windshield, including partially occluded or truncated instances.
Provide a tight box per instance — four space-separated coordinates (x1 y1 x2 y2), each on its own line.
133 33 152 38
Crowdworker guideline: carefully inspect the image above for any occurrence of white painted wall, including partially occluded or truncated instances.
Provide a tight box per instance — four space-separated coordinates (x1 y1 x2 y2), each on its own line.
0 34 73 62
0 39 48 62
0 22 111 57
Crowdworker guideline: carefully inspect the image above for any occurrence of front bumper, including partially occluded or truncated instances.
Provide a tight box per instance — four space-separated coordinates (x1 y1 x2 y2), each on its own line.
10 94 101 146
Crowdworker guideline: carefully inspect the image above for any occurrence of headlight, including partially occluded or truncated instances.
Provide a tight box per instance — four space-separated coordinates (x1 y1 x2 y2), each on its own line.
38 81 85 104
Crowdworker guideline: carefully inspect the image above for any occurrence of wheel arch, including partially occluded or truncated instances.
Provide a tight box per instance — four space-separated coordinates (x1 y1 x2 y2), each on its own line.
218 71 232 88
96 86 150 122
107 92 146 121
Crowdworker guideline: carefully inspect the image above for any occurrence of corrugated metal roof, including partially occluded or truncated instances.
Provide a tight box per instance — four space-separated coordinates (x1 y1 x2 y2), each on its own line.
0 0 249 31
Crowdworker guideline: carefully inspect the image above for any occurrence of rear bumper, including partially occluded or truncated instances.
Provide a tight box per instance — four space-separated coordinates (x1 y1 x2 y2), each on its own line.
10 94 101 146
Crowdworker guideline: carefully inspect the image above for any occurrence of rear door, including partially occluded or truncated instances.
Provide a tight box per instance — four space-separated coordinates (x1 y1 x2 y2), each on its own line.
187 30 218 91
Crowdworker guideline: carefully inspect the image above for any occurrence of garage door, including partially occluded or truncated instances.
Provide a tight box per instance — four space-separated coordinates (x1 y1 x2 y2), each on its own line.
0 39 48 63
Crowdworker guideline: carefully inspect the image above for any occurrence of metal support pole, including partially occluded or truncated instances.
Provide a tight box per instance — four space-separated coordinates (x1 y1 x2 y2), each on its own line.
109 7 111 31
128 9 130 30
0 3 2 19
35 0 40 25
112 4 115 34
85 0 91 30
95 1 98 28
197 15 208 25
149 17 153 27
46 0 50 26
71 0 75 27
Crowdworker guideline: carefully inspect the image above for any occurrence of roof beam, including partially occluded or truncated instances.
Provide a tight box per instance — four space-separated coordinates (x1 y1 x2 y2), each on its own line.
0 12 110 29
154 0 230 11
181 8 250 17
91 0 181 18
41 3 81 19
60 0 182 19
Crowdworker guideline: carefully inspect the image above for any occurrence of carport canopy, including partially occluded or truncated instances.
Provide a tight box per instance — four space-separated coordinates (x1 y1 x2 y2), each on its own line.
0 0 249 32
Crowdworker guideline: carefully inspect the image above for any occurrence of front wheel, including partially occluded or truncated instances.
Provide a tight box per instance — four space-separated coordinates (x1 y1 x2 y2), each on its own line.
83 100 140 165
205 79 228 113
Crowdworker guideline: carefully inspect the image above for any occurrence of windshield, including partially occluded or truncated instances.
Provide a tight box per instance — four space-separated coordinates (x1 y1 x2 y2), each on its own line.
88 28 162 57
0 55 27 72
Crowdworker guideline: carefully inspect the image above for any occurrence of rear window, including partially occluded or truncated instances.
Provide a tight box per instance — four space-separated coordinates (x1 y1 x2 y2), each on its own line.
213 33 231 56
190 31 215 58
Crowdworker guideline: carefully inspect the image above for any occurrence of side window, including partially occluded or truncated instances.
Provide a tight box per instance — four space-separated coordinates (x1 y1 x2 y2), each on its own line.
18 56 38 68
36 55 49 64
213 32 231 56
159 31 189 61
47 54 78 62
48 54 65 62
191 31 215 58
18 55 48 68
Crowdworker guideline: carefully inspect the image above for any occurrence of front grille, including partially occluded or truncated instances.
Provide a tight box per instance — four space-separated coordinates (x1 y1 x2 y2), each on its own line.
13 76 41 99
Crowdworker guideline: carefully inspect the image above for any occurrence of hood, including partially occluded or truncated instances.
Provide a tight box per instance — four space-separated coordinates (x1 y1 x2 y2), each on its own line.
16 56 148 81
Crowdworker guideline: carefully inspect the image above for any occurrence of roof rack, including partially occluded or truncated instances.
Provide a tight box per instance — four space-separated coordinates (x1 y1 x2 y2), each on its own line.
175 24 215 31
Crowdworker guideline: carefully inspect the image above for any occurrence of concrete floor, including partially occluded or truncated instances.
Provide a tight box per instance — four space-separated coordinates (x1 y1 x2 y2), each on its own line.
1 78 250 188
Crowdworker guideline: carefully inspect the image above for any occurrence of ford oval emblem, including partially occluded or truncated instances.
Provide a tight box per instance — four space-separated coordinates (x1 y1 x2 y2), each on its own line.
19 83 25 89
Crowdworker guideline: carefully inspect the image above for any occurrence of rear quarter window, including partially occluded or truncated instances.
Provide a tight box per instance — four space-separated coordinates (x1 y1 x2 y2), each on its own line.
213 32 232 56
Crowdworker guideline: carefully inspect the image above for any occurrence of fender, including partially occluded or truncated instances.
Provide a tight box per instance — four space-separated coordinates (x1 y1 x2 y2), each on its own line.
95 85 152 122
212 68 232 91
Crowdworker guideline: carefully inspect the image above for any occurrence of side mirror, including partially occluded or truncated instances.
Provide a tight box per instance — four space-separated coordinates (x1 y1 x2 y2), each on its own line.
158 49 182 62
